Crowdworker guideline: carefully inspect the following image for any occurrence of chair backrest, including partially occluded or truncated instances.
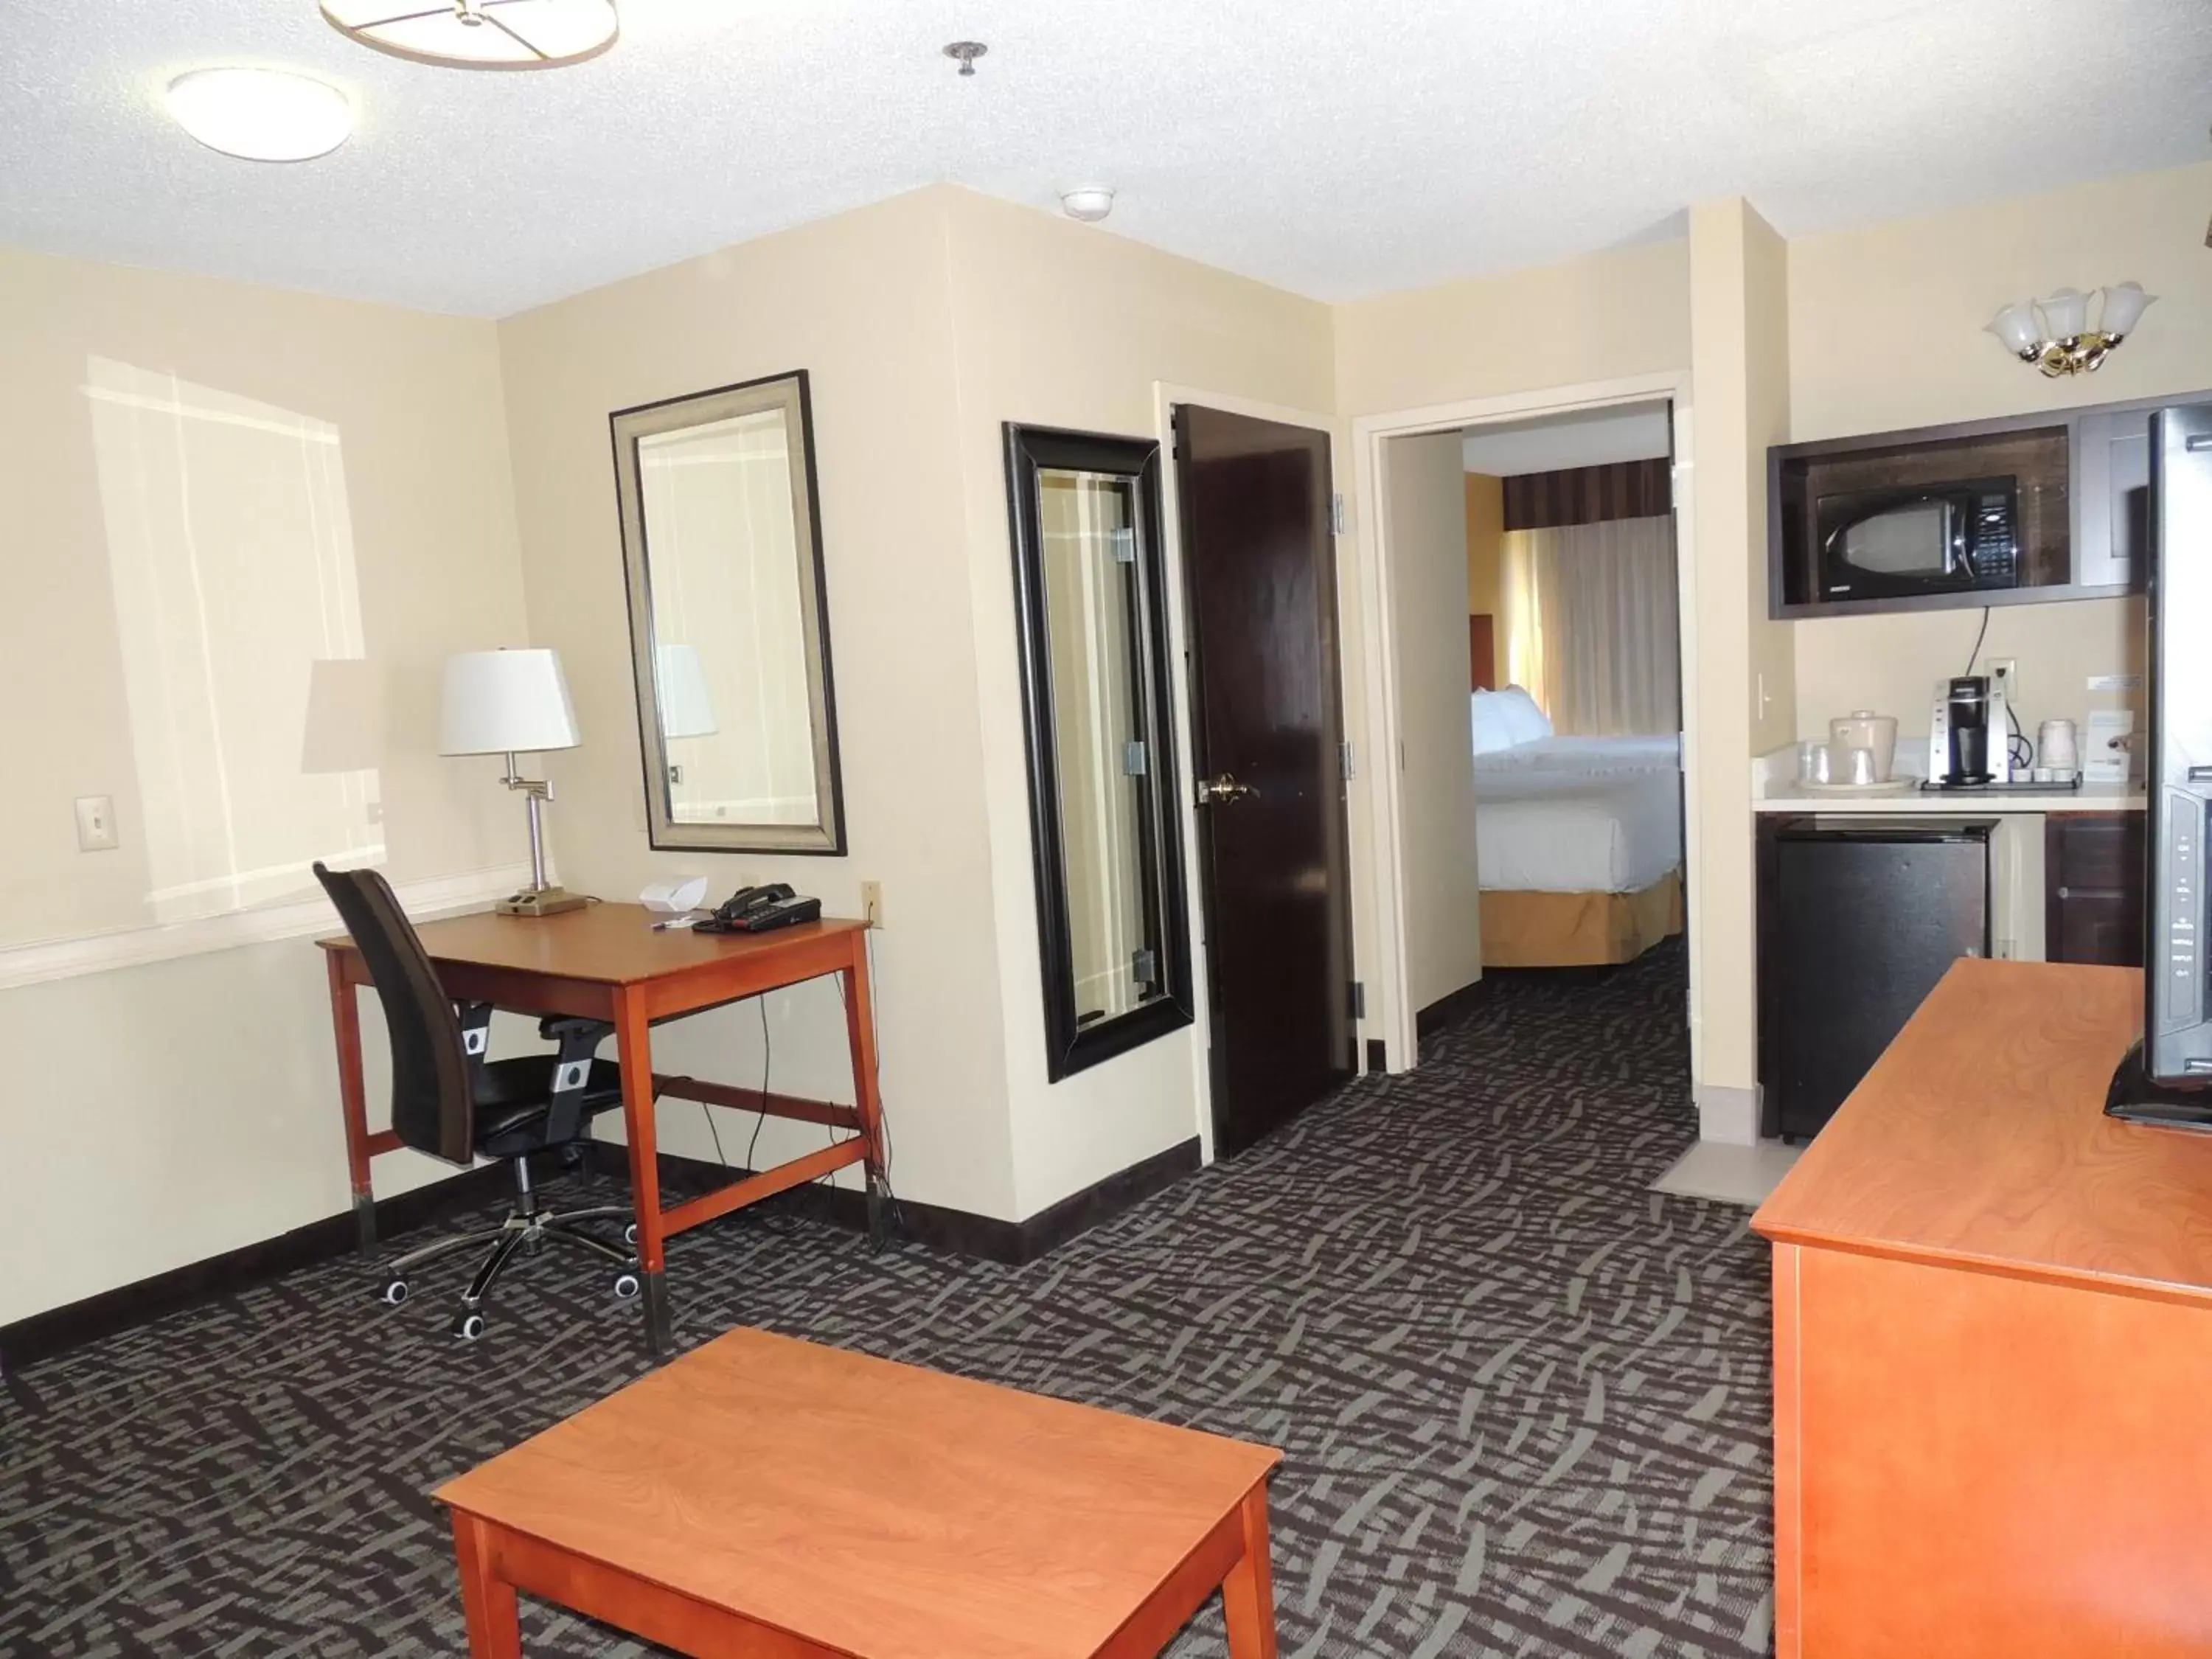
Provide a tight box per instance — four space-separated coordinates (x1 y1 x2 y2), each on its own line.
313 862 473 1166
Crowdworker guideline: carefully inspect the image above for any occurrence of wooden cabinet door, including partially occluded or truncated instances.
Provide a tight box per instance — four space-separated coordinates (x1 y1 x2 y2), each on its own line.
2045 813 2144 967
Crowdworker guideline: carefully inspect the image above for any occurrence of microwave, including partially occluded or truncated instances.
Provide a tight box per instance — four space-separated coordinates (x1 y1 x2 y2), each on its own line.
1814 479 2020 602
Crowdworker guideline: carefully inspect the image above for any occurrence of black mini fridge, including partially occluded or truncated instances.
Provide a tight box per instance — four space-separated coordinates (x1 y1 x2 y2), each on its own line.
1759 816 1994 1141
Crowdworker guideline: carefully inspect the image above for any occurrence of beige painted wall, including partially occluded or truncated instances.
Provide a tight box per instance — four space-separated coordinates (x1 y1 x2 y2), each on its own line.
1686 199 1795 1107
933 187 1339 1216
495 189 1023 1222
0 249 537 1323
1465 472 1504 622
1334 240 1691 417
1387 432 1484 1012
1786 162 2212 743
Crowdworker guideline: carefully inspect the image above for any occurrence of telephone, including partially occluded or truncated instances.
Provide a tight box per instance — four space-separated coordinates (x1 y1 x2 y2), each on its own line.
692 883 823 935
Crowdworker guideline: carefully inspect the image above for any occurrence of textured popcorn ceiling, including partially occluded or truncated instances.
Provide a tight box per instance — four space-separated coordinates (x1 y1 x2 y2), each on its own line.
4 0 2208 317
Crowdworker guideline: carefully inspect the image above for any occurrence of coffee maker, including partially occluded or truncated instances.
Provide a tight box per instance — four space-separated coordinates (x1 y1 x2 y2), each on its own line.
1927 675 2010 787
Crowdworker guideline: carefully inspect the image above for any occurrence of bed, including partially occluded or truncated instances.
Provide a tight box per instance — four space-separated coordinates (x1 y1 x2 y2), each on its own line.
1471 690 1684 967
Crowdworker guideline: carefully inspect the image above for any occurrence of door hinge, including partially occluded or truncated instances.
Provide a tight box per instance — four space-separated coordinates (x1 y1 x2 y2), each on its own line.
1133 947 1158 986
1340 740 1356 781
1330 492 1348 535
1111 526 1137 565
1349 979 1366 1020
1123 740 1148 776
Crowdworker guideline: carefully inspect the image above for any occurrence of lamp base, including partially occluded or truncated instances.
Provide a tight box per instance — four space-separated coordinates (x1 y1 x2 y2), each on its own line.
495 885 590 918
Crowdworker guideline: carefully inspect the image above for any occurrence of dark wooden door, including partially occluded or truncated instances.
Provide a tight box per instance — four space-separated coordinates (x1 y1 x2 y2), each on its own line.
1173 404 1354 1156
2045 812 2145 966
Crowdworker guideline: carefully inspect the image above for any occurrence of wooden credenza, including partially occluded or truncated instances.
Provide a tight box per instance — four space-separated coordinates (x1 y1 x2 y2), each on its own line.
1753 959 2212 1658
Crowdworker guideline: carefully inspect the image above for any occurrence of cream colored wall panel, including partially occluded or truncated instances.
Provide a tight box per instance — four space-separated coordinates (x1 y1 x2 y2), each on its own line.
1334 240 1691 418
1687 198 1793 1100
495 188 1021 1222
1785 163 2211 745
1386 431 1483 1012
935 187 1338 1218
0 247 536 1323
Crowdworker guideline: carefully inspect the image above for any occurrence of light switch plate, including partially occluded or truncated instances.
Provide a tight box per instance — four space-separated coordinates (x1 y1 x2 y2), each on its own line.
860 880 884 928
74 795 119 852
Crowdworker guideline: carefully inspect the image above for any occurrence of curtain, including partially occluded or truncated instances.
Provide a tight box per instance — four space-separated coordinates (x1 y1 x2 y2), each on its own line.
1500 514 1680 737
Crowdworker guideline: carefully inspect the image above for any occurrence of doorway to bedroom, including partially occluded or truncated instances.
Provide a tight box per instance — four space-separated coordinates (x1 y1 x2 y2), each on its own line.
1375 397 1687 1036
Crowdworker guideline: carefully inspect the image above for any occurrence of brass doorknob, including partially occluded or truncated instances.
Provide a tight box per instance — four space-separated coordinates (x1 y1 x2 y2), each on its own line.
1197 773 1256 804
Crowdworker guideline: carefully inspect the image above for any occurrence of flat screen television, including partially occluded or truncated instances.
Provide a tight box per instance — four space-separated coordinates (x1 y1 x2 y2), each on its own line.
2108 403 2212 1124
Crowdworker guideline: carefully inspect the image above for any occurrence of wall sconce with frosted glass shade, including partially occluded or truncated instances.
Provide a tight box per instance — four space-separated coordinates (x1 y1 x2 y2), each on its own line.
1986 285 2155 377
440 648 587 917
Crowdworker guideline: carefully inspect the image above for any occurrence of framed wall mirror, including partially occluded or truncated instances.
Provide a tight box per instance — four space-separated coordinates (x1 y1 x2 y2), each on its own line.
611 372 845 854
1004 424 1193 1080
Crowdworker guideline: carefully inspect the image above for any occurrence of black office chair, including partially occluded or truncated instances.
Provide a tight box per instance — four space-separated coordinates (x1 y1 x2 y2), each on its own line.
314 862 641 1341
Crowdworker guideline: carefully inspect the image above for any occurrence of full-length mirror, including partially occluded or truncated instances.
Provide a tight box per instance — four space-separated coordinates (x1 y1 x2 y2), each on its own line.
612 372 844 853
1005 424 1192 1080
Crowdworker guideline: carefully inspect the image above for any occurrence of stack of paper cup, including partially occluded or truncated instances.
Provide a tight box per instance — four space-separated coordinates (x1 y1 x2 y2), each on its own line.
2038 720 2079 773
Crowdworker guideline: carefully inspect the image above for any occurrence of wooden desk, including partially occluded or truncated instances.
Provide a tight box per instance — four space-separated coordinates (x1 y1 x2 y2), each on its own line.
319 905 886 1354
437 1328 1284 1658
1753 959 2212 1658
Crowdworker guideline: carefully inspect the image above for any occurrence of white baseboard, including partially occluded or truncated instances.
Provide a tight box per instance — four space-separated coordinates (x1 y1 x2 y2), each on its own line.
1694 1082 1761 1146
0 860 539 992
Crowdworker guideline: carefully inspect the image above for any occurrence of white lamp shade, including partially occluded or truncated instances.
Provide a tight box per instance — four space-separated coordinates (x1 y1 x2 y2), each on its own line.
655 643 720 739
321 0 618 68
301 658 385 773
2037 288 2091 340
440 649 580 755
1984 302 2042 355
2098 282 2154 336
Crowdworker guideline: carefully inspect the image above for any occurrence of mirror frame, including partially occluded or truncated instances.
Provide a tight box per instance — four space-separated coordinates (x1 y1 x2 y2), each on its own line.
1004 423 1194 1081
610 371 846 855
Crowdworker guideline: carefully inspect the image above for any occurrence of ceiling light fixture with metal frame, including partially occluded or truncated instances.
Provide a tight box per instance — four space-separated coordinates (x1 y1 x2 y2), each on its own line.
321 0 618 71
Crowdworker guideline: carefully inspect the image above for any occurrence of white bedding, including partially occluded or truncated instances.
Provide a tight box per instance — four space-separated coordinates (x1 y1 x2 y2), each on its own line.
1473 734 1681 777
1476 766 1683 894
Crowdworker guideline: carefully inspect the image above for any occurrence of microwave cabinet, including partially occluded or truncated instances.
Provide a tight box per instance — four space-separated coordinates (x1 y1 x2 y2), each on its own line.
1767 389 2199 620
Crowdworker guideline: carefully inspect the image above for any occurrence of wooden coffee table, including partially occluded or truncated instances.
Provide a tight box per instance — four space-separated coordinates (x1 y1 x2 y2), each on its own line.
436 1328 1284 1658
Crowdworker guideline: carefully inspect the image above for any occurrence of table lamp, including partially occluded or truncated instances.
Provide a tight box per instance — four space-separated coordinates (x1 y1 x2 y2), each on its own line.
654 643 719 785
441 647 588 917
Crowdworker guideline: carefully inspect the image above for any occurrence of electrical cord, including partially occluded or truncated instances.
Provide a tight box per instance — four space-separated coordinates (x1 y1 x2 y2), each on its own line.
1964 605 1992 675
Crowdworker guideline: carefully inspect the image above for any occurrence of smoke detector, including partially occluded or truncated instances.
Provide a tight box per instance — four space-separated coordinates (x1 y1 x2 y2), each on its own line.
1060 187 1116 223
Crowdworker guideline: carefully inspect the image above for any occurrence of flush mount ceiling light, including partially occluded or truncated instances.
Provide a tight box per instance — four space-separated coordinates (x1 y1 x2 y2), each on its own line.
1060 187 1116 223
321 0 618 70
1985 284 2156 377
166 67 354 161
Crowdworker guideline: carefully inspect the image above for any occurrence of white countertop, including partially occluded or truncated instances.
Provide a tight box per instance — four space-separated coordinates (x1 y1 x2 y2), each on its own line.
1753 744 2145 814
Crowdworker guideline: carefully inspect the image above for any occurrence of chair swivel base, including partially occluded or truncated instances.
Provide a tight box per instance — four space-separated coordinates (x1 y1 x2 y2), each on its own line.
378 1200 639 1341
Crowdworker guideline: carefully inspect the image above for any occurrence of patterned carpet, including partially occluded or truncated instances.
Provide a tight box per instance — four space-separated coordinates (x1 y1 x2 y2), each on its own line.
1 938 1775 1658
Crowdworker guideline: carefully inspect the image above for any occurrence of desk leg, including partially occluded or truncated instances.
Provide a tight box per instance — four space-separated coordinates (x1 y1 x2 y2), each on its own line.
1221 1481 1279 1659
841 936 891 1250
327 951 376 1253
614 986 671 1357
452 1512 523 1658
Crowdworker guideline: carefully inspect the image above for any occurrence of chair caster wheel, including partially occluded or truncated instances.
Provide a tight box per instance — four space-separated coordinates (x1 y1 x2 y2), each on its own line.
623 1222 638 1246
378 1278 409 1307
612 1271 641 1301
452 1311 486 1342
